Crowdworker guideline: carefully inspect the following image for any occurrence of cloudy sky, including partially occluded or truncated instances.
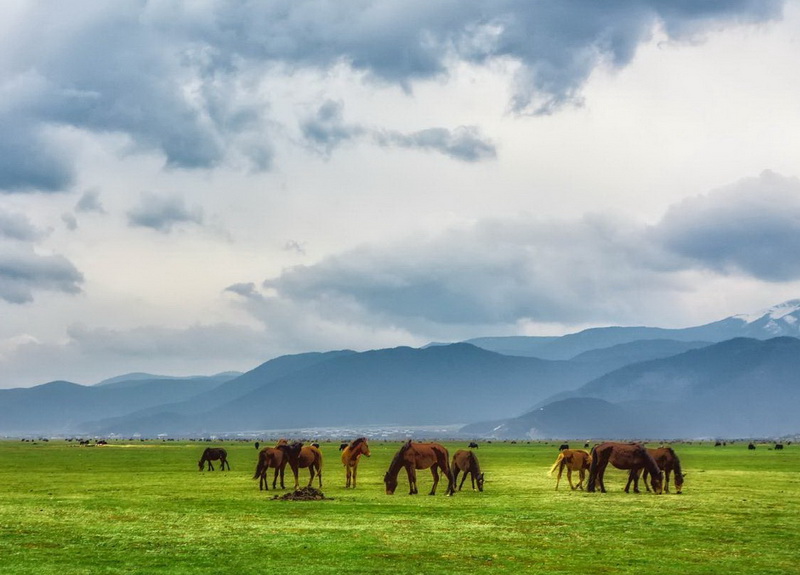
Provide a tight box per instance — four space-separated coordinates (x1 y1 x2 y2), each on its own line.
2 0 800 388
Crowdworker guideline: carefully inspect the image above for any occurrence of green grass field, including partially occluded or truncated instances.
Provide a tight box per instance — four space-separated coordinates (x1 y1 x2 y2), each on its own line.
1 439 798 574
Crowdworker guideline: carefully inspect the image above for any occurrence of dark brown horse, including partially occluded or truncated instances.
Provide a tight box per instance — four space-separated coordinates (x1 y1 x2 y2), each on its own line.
198 447 230 471
341 437 371 488
253 447 288 490
451 449 484 492
626 447 685 494
384 440 455 496
283 442 324 489
587 442 663 494
548 449 591 490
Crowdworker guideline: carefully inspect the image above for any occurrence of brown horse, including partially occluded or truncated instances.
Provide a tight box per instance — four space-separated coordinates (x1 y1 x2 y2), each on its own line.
283 442 324 489
384 440 455 496
548 449 591 490
587 442 663 494
451 449 484 492
625 447 685 494
341 437 371 488
253 447 288 490
198 447 230 471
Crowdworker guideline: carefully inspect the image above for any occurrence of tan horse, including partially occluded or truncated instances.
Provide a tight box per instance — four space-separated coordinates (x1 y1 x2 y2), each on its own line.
588 442 663 494
451 449 484 492
548 449 591 490
284 443 324 489
384 440 455 496
341 437 371 488
625 447 685 494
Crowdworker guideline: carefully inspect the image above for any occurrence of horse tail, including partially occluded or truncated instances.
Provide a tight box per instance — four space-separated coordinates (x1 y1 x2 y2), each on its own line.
549 453 565 476
587 445 599 492
253 451 266 480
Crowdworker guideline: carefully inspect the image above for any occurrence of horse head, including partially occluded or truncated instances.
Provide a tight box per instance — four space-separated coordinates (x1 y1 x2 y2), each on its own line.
384 472 398 495
477 472 485 492
357 438 371 457
650 470 664 495
674 471 685 494
198 459 204 471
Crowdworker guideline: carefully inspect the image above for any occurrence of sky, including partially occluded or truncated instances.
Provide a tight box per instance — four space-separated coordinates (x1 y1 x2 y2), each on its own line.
2 0 800 388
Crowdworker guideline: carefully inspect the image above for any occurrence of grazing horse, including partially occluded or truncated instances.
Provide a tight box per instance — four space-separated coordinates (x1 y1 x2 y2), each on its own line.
384 440 455 496
558 443 570 451
341 437 371 488
451 450 484 492
549 449 591 490
587 442 663 494
283 442 324 489
253 447 288 491
198 447 230 471
468 442 479 449
627 447 685 494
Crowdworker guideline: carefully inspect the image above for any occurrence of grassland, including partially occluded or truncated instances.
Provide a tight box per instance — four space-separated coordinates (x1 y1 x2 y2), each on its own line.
1 439 798 574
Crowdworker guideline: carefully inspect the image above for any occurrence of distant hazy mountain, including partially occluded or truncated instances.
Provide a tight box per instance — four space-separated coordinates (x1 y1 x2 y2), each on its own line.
5 299 800 439
87 343 609 436
465 299 800 360
0 375 233 435
463 337 800 439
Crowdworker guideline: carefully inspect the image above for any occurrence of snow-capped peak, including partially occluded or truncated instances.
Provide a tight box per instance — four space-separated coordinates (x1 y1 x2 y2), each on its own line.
733 299 800 324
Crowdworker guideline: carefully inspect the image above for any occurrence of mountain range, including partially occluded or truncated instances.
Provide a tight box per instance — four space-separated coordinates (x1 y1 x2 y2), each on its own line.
3 299 800 439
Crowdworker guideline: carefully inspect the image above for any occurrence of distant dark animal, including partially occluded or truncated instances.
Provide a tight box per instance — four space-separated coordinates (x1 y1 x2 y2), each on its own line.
626 447 685 494
283 443 324 489
775 443 784 450
384 440 455 496
558 443 570 451
254 441 260 450
714 441 722 447
339 442 349 451
253 447 288 490
584 442 590 449
468 442 479 449
341 437 371 488
587 442 662 494
748 443 756 450
198 447 230 471
451 450 484 492
549 449 591 490
311 442 320 448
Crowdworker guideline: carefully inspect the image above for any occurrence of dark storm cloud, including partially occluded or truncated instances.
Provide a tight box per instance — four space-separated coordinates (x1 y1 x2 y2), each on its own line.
0 211 40 241
0 247 83 304
127 192 204 233
301 100 495 161
253 171 800 329
300 100 365 156
0 1 782 190
75 189 106 214
653 171 800 281
375 127 496 163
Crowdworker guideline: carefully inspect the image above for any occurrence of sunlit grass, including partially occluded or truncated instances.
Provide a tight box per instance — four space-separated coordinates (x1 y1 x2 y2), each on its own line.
0 440 798 574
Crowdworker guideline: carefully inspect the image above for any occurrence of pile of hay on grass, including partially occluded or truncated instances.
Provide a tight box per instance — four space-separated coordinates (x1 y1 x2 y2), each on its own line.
271 487 333 501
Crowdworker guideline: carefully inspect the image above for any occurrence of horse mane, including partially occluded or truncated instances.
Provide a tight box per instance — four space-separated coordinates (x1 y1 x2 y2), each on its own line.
641 446 662 478
349 437 367 449
385 441 412 478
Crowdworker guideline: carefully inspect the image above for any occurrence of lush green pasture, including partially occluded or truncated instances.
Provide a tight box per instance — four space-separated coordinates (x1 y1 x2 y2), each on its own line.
1 439 798 574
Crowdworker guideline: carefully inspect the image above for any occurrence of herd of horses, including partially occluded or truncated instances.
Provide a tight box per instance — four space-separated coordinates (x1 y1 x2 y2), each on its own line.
199 439 684 496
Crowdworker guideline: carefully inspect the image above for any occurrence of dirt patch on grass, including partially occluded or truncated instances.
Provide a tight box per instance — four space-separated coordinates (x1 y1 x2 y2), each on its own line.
271 487 333 501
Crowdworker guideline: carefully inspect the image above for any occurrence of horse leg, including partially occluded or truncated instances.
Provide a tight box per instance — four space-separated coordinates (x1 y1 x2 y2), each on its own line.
555 463 563 490
470 472 476 491
567 468 577 490
317 462 323 488
351 463 357 489
307 466 315 488
664 469 671 493
597 462 607 493
345 464 352 488
429 466 440 495
625 470 637 493
406 466 417 495
642 469 652 492
577 468 585 490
